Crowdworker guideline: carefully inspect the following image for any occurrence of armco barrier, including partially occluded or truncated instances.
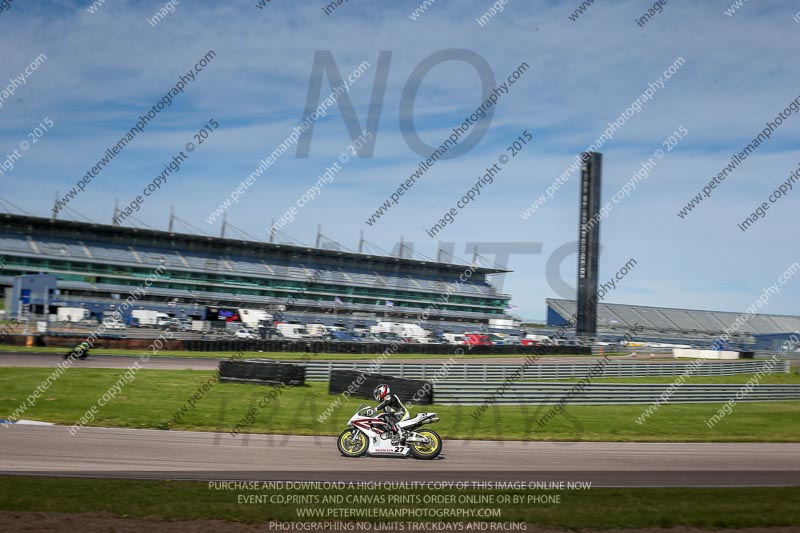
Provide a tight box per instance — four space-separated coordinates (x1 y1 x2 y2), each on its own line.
432 382 800 405
303 359 791 382
219 359 306 386
182 339 592 356
329 370 432 405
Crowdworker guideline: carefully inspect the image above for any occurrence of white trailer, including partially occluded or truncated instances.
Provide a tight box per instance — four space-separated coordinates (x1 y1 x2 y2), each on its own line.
371 321 430 342
191 320 210 332
304 323 329 337
370 321 408 335
276 323 310 339
238 309 272 328
442 333 466 345
525 334 552 343
401 324 430 342
132 309 170 327
489 317 521 330
102 317 125 330
56 307 89 322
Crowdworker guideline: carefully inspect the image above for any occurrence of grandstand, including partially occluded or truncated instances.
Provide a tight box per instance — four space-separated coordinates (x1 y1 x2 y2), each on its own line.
547 298 800 343
0 213 512 328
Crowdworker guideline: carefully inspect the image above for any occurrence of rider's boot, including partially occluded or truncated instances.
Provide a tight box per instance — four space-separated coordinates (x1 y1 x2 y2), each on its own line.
392 427 406 446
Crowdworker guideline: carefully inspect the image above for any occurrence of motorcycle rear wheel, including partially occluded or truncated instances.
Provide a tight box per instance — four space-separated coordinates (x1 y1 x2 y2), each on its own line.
337 429 368 457
408 429 442 460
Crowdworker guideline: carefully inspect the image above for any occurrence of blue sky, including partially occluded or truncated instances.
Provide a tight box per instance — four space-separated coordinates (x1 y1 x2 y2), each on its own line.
1 0 799 320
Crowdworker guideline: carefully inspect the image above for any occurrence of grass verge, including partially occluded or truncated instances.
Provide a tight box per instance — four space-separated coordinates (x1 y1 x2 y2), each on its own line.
0 344 601 360
1 368 798 441
0 477 798 528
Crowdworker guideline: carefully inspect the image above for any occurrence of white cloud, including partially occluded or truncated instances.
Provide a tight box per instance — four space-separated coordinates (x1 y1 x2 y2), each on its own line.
1 0 799 319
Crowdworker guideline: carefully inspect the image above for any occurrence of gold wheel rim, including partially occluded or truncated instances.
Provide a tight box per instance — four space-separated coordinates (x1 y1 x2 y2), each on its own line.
412 430 439 455
340 431 366 455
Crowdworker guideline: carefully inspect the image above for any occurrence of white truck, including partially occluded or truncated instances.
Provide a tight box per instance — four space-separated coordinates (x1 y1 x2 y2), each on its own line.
370 321 430 342
442 333 466 345
131 309 171 327
56 307 89 322
304 323 329 337
238 309 272 328
525 333 553 344
191 320 210 332
102 317 126 330
276 323 310 339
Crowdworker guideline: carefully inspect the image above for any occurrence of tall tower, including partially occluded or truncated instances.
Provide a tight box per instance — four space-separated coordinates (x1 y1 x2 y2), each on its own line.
576 152 602 339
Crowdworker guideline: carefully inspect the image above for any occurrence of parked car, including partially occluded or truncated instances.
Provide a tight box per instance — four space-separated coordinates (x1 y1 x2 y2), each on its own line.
234 328 258 340
373 332 402 342
330 331 359 342
351 331 380 343
464 333 492 346
102 318 125 330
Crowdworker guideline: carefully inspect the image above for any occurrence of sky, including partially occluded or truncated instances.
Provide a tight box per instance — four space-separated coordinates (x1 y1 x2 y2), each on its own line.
1 0 799 321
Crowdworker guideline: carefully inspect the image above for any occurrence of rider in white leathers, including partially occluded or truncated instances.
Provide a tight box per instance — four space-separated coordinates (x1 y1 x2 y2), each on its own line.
372 384 408 445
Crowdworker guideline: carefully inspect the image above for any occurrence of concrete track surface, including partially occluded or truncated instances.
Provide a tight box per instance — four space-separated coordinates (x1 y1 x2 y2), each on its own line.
2 425 799 487
0 352 221 370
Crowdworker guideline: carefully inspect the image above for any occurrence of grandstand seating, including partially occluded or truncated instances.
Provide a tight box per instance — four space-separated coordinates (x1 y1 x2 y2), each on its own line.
5 231 497 296
0 215 509 323
83 243 139 263
547 298 800 337
0 235 34 253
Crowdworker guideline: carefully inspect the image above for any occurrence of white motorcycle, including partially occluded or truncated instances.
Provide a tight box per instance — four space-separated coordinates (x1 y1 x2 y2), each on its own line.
337 404 442 459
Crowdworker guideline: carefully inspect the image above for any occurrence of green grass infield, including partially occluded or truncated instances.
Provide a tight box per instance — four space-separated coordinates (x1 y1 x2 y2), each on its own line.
0 477 798 529
1 368 798 441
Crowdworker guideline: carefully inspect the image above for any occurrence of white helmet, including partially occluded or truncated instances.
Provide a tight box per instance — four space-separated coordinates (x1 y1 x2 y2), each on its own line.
374 384 390 401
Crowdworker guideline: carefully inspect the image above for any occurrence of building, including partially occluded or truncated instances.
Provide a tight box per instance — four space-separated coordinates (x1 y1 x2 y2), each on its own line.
0 213 511 329
547 298 800 345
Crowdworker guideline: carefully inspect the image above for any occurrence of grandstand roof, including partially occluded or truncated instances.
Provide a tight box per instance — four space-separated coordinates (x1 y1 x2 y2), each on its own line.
547 298 800 336
0 213 509 275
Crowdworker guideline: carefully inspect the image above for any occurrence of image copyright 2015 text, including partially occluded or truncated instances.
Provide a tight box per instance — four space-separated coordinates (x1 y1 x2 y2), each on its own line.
426 130 532 238
113 119 218 225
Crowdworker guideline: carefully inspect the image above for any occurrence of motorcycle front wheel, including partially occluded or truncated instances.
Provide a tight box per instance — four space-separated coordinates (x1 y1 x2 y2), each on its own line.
337 429 368 457
408 429 442 460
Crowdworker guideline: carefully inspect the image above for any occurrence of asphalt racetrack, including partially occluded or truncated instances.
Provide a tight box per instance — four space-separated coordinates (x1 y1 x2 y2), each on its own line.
2 425 799 487
3 352 798 488
0 352 222 371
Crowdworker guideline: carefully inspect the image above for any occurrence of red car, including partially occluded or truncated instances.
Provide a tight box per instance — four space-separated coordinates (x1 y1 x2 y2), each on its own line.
464 333 492 346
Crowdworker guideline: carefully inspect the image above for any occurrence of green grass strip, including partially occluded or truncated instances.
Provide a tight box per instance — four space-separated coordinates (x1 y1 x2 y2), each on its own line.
1 368 798 441
0 477 798 528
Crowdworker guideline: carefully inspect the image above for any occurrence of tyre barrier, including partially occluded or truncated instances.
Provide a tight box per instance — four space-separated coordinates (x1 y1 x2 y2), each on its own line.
328 369 433 405
183 339 592 355
219 359 306 386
